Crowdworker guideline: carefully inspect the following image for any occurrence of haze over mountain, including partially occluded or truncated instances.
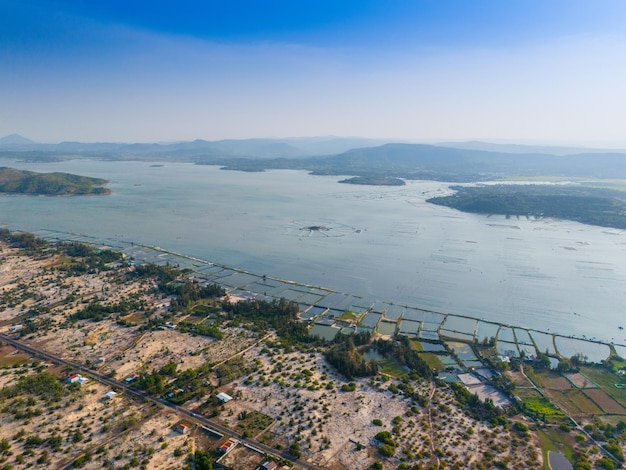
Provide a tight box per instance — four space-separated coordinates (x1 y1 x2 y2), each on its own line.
0 134 36 147
3 135 626 182
0 134 389 159
437 140 626 156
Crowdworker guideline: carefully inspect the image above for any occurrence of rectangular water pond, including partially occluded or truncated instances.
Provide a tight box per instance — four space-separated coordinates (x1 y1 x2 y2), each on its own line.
255 278 286 288
530 331 557 355
555 337 610 363
497 341 519 357
241 282 271 295
476 321 500 344
419 342 447 353
300 308 318 320
403 309 445 325
615 345 626 360
307 305 328 316
514 328 534 346
420 330 440 341
440 330 474 342
422 321 442 332
370 301 390 314
384 305 404 320
309 324 341 341
442 316 477 335
296 293 325 305
497 326 516 343
319 293 359 311
518 344 537 358
376 321 397 336
398 320 420 335
438 354 460 367
360 312 381 328
447 342 481 364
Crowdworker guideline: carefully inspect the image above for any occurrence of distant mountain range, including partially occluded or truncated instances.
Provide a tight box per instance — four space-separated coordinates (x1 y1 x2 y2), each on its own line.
0 133 36 146
437 140 626 156
0 134 387 158
2 134 626 182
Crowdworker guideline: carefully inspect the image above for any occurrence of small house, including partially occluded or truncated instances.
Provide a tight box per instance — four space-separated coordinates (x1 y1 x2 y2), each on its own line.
105 391 117 400
176 423 190 434
256 461 278 470
67 374 80 383
218 439 237 454
216 392 233 403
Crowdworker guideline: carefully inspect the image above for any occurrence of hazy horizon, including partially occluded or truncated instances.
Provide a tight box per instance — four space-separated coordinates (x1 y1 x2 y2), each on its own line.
4 132 626 152
3 1 626 146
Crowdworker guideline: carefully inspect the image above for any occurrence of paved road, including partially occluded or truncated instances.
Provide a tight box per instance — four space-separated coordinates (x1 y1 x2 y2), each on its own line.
0 333 322 470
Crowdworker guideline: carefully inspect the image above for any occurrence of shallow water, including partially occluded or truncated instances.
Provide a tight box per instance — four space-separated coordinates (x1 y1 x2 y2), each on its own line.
1 158 626 345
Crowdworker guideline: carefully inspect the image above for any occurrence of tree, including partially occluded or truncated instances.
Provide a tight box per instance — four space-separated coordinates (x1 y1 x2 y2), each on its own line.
0 438 10 454
289 441 302 458
556 361 570 373
379 444 395 457
193 450 213 470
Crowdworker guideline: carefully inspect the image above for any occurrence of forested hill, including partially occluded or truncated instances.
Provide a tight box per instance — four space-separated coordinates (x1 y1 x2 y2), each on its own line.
215 143 626 182
0 167 110 195
4 136 626 182
428 184 626 229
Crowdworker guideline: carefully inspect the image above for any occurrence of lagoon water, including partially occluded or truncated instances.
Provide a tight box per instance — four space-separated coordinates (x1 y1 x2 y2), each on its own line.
2 158 625 345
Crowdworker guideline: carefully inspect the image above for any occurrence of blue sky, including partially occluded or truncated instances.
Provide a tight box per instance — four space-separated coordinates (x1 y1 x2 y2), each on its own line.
2 0 626 145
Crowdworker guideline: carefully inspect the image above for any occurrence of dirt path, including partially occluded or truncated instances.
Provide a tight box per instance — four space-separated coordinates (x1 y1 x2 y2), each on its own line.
211 333 272 369
427 381 440 469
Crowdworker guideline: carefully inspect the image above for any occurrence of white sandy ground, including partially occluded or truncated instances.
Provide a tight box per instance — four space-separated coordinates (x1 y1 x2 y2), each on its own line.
3 241 620 469
214 347 544 469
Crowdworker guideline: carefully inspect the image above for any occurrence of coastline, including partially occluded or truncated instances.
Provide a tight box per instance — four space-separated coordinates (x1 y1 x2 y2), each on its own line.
32 228 625 360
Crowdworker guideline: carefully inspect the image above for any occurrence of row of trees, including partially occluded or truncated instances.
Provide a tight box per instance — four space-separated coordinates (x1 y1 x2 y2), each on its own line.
0 372 64 403
325 335 377 379
222 297 313 346
449 382 506 426
0 229 48 252
56 242 123 274
372 336 433 380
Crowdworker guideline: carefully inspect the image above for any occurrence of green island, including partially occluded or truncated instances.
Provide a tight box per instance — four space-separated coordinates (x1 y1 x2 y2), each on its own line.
0 167 110 195
338 176 405 186
427 184 626 230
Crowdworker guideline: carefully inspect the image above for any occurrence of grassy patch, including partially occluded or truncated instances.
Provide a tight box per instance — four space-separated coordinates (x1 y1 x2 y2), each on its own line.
378 359 408 378
409 339 423 352
338 310 360 322
0 352 30 368
418 353 444 371
528 369 578 391
192 304 221 315
580 366 626 408
120 312 147 324
235 410 274 438
536 428 575 470
522 396 565 423
513 388 543 400
182 314 206 324
548 389 603 415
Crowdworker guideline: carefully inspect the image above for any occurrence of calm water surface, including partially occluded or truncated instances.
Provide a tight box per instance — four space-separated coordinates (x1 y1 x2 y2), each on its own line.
2 159 625 345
